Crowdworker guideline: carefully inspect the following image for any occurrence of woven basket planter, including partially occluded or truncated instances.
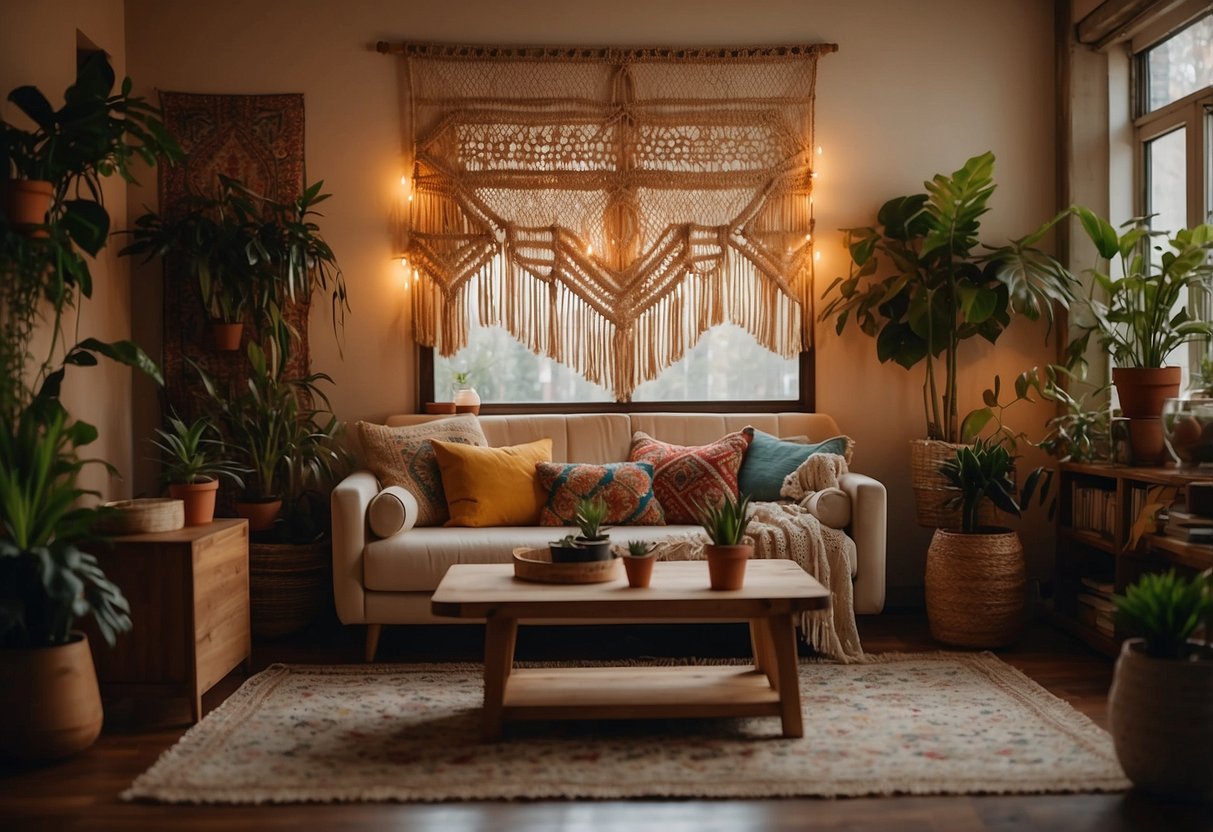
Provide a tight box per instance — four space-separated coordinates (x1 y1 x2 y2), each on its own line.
910 439 1004 529
924 528 1025 648
1109 639 1213 800
250 538 332 639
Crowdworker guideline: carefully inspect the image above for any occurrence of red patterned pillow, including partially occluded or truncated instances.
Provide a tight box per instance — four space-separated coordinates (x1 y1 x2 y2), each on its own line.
535 462 665 526
627 428 754 524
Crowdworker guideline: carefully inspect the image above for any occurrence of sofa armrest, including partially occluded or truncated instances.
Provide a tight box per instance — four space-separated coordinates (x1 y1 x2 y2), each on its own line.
838 471 887 613
331 470 380 624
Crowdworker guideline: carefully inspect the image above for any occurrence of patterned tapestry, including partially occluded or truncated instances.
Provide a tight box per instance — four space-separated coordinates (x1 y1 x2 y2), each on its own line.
384 41 836 401
158 92 309 418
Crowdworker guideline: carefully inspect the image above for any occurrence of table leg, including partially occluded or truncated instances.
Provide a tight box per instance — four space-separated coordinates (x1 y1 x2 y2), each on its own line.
749 618 778 689
482 612 518 742
766 613 803 738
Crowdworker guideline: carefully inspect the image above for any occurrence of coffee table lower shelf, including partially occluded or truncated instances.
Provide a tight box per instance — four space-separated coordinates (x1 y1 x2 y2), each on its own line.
502 665 783 722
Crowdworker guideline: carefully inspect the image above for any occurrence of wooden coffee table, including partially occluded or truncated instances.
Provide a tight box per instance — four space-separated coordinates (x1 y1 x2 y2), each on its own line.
431 559 830 741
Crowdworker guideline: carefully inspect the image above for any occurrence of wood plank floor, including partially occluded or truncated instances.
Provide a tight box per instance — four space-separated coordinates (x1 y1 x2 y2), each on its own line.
1 612 1209 832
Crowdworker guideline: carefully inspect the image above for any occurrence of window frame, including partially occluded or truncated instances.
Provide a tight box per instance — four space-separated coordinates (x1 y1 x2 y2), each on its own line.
418 346 816 414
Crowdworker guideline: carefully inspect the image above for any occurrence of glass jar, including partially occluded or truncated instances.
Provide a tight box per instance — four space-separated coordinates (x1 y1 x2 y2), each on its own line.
1161 397 1213 466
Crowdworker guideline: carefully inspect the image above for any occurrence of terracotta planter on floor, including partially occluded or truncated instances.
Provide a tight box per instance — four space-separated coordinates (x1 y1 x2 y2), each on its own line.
0 633 103 761
925 528 1025 648
169 478 220 526
705 543 751 590
0 179 53 233
623 554 656 588
1108 639 1213 800
209 321 244 351
235 498 283 532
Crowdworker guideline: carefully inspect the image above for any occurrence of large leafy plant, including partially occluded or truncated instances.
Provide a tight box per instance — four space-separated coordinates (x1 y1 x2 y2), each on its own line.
819 152 1077 443
1066 211 1213 369
1114 569 1213 660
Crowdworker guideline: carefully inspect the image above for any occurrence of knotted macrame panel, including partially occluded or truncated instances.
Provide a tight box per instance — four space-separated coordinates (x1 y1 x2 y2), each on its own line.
389 42 836 401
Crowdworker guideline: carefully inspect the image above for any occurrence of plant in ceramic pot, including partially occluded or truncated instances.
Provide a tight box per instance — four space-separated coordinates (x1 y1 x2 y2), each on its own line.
548 497 612 563
925 437 1051 648
818 152 1077 528
1108 568 1213 800
696 492 754 591
149 412 246 526
451 370 481 414
1066 211 1213 463
622 540 657 588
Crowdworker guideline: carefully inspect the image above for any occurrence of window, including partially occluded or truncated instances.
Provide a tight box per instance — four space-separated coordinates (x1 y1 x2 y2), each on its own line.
1134 12 1213 385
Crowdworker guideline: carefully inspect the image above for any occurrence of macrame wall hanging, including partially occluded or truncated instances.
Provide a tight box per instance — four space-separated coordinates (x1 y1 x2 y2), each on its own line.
379 40 837 401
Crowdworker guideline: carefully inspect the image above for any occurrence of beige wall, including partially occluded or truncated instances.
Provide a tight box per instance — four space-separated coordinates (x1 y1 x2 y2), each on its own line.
1 0 135 502
125 0 1061 601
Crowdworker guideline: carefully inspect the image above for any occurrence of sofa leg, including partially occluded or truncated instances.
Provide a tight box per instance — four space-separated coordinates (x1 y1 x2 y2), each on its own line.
365 624 382 662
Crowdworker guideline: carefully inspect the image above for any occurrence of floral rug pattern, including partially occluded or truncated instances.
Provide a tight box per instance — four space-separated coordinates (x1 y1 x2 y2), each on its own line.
125 653 1127 803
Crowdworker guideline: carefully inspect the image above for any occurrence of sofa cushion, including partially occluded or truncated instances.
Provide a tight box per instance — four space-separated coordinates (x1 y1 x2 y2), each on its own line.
367 486 420 538
357 415 486 526
627 428 753 524
738 431 855 502
536 461 665 527
432 437 552 527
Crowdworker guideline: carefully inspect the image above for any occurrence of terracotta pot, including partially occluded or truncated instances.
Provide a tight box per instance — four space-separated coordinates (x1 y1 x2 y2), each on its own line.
623 554 656 588
1113 366 1181 419
235 498 283 532
924 528 1025 648
453 387 481 415
0 179 53 233
705 543 751 590
0 632 103 761
209 321 244 351
1109 639 1213 800
424 402 457 415
250 538 332 638
169 478 220 526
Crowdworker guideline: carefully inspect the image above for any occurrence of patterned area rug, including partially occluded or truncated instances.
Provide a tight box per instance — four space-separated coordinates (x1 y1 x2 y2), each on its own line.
124 653 1127 803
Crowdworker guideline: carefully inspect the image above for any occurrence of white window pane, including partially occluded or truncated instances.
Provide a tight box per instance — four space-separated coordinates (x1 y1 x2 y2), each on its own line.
1147 127 1187 236
632 323 798 401
1146 14 1213 112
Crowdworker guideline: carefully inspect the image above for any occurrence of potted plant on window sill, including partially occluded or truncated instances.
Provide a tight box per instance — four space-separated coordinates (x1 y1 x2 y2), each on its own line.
1065 211 1213 464
818 152 1077 528
1108 568 1213 800
696 492 754 590
150 412 247 526
925 437 1051 648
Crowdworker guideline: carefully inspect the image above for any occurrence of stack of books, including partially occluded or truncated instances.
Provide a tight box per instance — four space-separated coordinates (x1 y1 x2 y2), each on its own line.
1162 506 1213 544
1076 576 1116 637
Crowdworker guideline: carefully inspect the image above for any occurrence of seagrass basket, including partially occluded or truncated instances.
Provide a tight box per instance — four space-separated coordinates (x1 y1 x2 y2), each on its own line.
249 538 332 638
910 439 1004 529
924 528 1025 648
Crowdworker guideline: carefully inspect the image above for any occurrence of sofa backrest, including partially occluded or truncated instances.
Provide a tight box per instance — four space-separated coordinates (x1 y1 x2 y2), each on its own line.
381 412 842 464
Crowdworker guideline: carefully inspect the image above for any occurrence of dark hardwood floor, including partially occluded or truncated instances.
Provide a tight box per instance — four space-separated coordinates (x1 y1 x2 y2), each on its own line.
2 611 1209 832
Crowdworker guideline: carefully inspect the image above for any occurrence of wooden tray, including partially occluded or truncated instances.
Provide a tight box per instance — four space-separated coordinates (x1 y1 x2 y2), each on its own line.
98 498 185 534
512 547 621 584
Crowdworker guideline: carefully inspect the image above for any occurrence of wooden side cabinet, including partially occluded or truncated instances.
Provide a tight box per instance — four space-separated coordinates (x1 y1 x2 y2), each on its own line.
90 518 251 723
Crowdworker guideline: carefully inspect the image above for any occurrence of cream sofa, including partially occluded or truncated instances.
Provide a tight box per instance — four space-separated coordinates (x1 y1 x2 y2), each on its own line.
332 412 887 659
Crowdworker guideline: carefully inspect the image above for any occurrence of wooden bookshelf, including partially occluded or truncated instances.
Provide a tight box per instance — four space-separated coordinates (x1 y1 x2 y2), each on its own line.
1054 462 1213 657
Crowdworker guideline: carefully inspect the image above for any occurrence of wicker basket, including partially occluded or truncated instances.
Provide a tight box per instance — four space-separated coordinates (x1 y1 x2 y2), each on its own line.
924 528 1025 648
513 547 621 584
97 498 184 535
249 538 332 638
910 439 1003 529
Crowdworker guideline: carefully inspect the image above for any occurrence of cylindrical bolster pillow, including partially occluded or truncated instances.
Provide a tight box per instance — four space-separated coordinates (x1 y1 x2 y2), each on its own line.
368 486 420 538
805 487 851 529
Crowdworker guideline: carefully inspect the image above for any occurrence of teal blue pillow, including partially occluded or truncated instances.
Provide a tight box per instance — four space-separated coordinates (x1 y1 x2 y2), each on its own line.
738 431 853 502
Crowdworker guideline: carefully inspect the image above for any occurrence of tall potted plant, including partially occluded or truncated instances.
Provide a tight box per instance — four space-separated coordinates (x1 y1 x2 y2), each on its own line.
925 438 1050 647
1108 569 1212 800
819 152 1076 527
1066 212 1213 463
150 412 246 526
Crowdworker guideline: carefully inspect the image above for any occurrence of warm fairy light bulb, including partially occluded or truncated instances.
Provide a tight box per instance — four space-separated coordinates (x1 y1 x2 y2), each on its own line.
412 269 419 284
400 175 407 186
814 251 822 261
816 145 823 156
804 232 812 242
809 171 818 179
586 243 594 256
400 257 408 268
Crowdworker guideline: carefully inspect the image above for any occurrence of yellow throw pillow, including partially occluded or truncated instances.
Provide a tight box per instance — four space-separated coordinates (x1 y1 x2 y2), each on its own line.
431 437 553 527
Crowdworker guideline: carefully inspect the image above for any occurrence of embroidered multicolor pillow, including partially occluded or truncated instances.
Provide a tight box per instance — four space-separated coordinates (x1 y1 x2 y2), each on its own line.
356 416 487 526
535 461 665 527
627 428 754 523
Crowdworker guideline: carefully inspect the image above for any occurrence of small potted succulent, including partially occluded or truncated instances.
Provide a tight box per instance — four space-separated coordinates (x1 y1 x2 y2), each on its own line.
622 540 657 588
1108 568 1213 800
150 412 246 526
548 496 612 563
696 492 754 590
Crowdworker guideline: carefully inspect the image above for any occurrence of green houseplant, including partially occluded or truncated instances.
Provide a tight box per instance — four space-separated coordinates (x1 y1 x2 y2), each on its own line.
818 152 1077 527
925 438 1051 648
1107 569 1213 800
622 540 657 588
695 492 754 590
1066 211 1213 463
0 55 173 760
548 497 612 563
150 412 246 526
